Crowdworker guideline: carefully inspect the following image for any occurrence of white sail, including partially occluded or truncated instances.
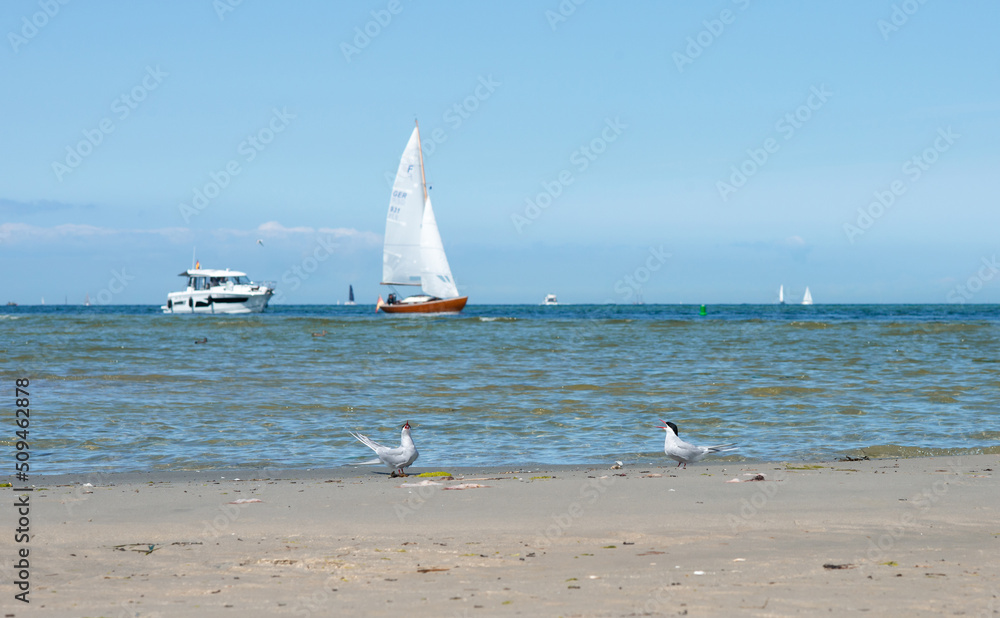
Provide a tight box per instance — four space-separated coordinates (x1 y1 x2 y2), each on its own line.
419 195 459 299
382 128 425 287
802 287 813 305
778 285 784 304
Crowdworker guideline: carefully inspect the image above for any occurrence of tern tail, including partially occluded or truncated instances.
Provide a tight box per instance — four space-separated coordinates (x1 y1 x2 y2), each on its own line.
706 444 738 453
350 431 386 453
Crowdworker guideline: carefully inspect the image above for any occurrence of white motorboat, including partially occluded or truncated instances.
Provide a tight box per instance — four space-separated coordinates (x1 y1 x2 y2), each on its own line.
162 268 274 314
542 294 558 305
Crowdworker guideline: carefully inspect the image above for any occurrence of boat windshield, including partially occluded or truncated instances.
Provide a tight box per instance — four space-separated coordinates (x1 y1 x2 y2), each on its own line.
187 277 212 290
187 275 250 289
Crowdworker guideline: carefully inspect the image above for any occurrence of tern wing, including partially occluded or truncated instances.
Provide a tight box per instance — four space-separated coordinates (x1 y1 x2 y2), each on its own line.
374 445 412 467
666 439 707 463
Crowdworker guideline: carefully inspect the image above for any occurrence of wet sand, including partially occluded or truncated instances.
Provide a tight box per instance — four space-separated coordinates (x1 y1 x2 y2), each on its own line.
8 455 999 617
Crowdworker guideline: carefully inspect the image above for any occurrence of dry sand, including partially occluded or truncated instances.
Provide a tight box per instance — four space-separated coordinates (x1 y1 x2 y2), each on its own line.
6 455 999 617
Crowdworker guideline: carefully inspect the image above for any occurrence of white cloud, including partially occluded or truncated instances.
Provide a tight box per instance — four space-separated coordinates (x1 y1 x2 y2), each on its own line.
0 222 378 246
1 222 114 243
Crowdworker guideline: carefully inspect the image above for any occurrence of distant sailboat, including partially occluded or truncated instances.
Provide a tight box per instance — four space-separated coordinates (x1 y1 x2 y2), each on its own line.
778 285 785 305
84 293 91 307
376 120 468 314
802 287 813 305
345 285 356 306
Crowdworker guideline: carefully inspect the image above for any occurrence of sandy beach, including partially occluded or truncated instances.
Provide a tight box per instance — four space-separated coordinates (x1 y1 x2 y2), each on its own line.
7 454 998 617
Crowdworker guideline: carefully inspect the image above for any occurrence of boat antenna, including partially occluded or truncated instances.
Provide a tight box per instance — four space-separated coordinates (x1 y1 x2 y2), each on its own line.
415 118 428 203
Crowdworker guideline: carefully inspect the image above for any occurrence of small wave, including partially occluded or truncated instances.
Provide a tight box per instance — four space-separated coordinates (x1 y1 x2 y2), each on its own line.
0 315 20 320
743 386 824 397
648 320 692 328
479 317 517 322
835 407 866 415
881 322 989 335
849 444 1000 458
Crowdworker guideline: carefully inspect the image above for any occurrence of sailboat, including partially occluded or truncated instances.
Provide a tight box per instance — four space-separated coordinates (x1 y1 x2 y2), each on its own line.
376 120 468 314
802 287 813 305
345 285 356 306
778 285 785 305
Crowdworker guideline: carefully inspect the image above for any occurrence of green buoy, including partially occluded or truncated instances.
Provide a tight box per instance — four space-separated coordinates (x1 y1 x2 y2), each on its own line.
699 304 707 316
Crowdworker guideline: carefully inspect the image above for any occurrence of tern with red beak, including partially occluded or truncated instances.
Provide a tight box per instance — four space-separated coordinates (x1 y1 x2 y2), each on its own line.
657 420 737 468
351 421 419 477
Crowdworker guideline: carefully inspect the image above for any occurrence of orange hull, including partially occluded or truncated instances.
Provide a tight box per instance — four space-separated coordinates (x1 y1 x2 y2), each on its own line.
378 296 468 314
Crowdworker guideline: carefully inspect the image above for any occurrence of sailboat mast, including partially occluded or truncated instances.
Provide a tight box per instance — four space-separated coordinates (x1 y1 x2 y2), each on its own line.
415 119 428 203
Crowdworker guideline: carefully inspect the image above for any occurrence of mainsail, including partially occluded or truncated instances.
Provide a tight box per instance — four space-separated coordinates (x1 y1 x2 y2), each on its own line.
382 128 425 287
381 124 460 299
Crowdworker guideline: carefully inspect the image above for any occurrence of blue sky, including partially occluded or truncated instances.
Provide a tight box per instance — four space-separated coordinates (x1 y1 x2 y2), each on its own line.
2 0 998 305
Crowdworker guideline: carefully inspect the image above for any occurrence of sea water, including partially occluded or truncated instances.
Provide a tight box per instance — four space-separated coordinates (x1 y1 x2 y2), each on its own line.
2 304 999 474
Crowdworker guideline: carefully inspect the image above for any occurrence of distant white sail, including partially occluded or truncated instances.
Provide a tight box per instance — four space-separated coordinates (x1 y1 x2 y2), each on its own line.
419 196 459 299
802 287 813 305
382 127 425 287
778 285 785 304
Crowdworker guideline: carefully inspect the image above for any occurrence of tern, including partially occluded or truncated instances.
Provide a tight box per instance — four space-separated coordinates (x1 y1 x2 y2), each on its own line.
350 421 419 477
657 420 737 468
